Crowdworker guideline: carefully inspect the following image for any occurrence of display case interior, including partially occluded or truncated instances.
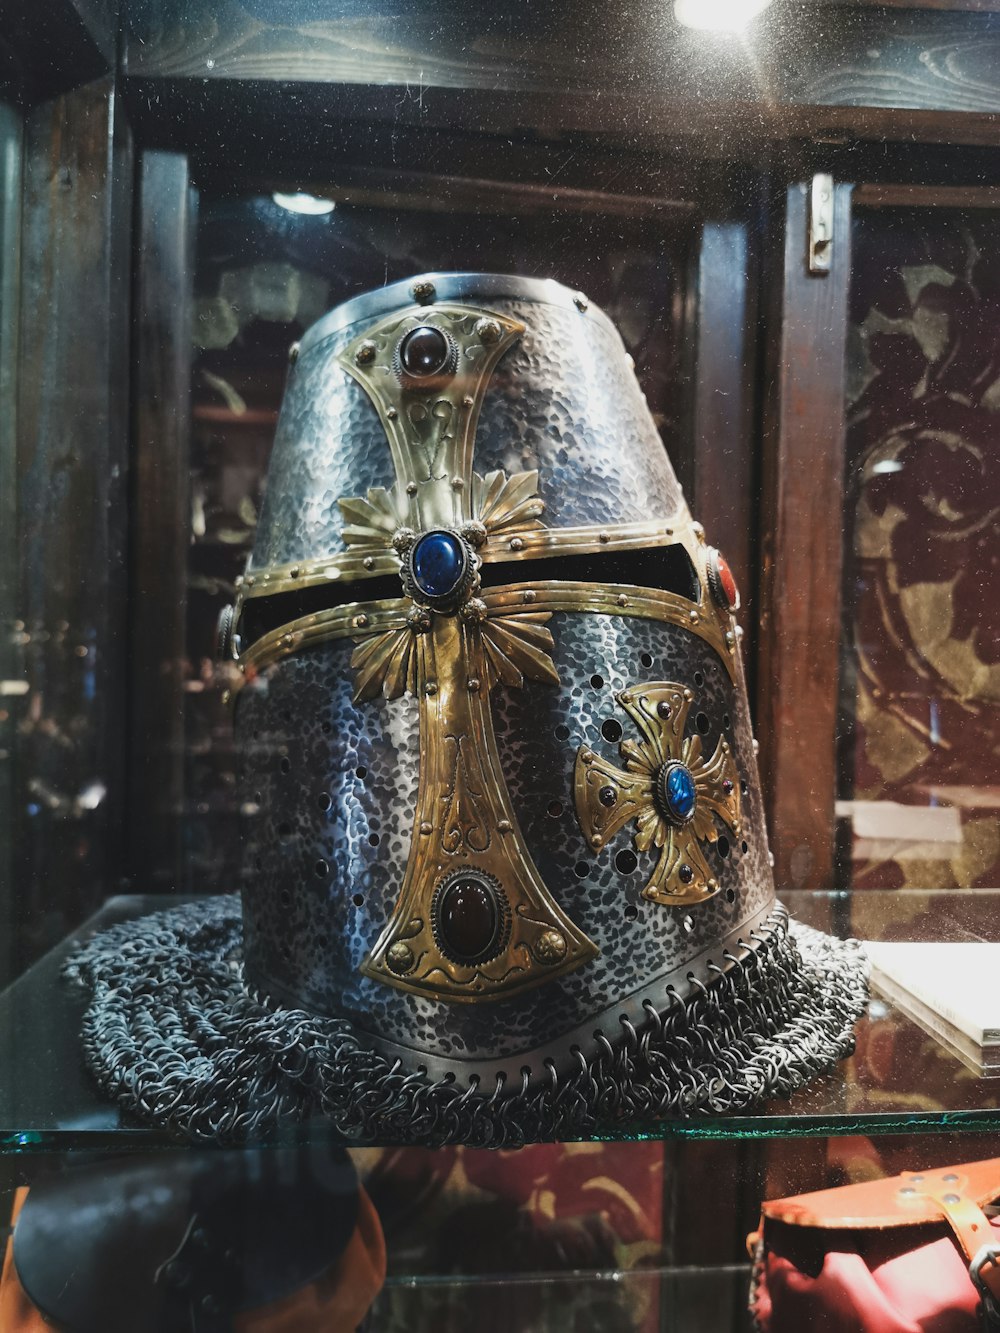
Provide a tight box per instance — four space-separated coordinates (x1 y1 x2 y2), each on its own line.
2 0 1000 1328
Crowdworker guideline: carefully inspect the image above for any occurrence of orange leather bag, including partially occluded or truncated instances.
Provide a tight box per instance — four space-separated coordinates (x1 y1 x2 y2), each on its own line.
749 1159 1000 1332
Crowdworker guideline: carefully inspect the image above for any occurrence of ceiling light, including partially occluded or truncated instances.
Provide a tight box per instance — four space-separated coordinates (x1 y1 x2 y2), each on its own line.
674 0 772 32
272 191 336 216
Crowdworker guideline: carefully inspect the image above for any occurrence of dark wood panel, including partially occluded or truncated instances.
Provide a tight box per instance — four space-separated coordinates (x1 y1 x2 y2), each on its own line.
10 79 133 980
129 152 195 891
855 182 1000 206
124 0 1000 123
0 103 23 989
756 181 853 893
0 0 116 104
693 220 758 658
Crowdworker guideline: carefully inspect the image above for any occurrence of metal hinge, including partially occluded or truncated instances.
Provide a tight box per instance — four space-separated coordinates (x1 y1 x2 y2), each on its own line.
807 173 834 276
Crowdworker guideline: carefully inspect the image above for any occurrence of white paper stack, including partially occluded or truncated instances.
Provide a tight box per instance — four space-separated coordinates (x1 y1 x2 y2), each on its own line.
866 940 1000 1077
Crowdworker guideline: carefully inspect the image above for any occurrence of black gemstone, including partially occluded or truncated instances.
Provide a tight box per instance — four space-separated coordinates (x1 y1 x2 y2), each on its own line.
678 863 694 884
657 701 672 719
400 325 449 376
598 785 617 807
438 876 501 962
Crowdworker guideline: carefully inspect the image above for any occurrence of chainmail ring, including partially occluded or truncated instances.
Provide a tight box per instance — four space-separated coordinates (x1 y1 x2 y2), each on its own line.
64 898 867 1146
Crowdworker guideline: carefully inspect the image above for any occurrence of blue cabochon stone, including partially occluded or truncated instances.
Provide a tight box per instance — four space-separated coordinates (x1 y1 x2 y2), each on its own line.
411 530 465 599
664 763 696 822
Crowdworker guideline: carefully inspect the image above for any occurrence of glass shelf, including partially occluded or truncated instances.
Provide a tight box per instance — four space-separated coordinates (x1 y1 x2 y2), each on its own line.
374 1263 752 1332
2 891 999 1152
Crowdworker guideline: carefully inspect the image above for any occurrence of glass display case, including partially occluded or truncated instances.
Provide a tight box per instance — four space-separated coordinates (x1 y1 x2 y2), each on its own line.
2 2 1000 1328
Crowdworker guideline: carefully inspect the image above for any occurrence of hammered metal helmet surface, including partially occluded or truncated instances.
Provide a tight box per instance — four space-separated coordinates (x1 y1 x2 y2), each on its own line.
230 272 774 1091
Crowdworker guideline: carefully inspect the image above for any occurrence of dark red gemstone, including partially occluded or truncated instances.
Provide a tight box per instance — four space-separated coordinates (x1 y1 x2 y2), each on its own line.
438 877 500 962
599 785 617 807
657 701 672 719
400 325 449 376
714 551 741 610
678 863 694 884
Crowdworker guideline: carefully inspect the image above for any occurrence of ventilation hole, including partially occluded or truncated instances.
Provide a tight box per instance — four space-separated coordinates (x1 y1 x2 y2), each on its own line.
279 756 291 774
352 893 364 907
741 839 749 854
696 712 710 735
279 888 291 907
281 942 291 960
574 861 590 879
723 713 731 730
741 779 749 797
624 904 638 921
370 816 381 831
368 832 380 847
281 709 291 724
590 673 604 689
547 800 563 818
554 724 570 741
316 933 329 949
355 765 368 780
254 856 262 871
693 671 704 688
601 718 623 743
615 848 638 874
726 888 736 903
716 835 731 859
640 652 654 669
277 822 291 840
254 791 262 804
681 914 694 933
318 792 332 812
321 721 331 734
314 859 328 877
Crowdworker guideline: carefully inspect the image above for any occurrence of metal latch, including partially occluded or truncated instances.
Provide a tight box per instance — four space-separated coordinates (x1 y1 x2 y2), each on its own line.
969 1243 1000 1329
808 173 834 276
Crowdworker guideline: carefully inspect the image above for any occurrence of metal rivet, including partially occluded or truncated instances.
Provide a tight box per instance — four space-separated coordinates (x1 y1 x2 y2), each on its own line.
289 566 300 579
523 590 536 603
451 476 464 490
463 395 474 407
420 821 433 835
410 280 436 304
498 819 512 833
406 482 418 495
899 1186 916 1196
943 1174 959 1183
288 341 300 363
599 531 610 543
689 610 699 623
617 594 628 607
475 317 502 345
355 340 377 365
363 556 375 570
534 929 567 964
510 537 524 552
386 407 398 420
574 293 589 312
468 677 480 692
943 1193 961 1205
387 942 415 974
354 614 369 628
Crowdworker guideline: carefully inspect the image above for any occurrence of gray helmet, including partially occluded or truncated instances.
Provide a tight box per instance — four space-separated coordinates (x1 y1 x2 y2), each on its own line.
69 274 866 1144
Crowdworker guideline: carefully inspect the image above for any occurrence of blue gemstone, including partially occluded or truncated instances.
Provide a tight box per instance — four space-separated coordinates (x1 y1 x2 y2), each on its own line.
664 763 696 822
411 530 465 599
